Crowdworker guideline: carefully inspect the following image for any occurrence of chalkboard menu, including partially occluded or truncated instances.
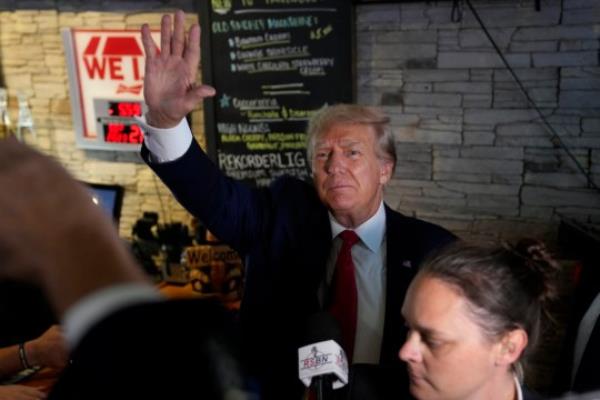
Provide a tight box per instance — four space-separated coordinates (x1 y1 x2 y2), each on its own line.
199 0 354 187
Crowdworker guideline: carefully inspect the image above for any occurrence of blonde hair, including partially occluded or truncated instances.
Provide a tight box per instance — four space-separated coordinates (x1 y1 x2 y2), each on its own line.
305 104 396 170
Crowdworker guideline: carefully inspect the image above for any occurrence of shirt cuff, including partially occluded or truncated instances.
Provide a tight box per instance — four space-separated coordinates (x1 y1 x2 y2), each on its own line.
63 283 164 350
136 115 193 163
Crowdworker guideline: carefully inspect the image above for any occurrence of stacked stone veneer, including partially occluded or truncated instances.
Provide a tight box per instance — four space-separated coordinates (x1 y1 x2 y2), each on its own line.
357 0 600 243
0 1 201 239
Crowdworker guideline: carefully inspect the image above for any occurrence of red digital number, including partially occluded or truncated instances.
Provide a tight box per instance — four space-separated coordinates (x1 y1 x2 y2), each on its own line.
104 123 144 144
105 123 125 142
128 125 143 143
117 102 142 117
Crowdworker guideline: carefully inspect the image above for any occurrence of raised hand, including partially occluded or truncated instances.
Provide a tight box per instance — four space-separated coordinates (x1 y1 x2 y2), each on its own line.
141 10 216 128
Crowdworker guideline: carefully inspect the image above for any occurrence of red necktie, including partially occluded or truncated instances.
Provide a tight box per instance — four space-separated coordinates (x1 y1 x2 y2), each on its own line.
328 230 360 363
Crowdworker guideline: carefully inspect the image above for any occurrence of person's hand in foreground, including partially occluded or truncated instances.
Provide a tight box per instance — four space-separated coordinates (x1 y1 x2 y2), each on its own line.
0 138 149 318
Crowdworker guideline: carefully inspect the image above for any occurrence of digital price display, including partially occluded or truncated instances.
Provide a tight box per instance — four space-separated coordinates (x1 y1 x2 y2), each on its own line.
91 99 147 148
102 101 144 144
108 101 142 118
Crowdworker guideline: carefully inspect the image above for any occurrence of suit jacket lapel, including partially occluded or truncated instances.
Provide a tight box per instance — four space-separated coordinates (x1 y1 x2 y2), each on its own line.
380 206 417 365
306 200 332 310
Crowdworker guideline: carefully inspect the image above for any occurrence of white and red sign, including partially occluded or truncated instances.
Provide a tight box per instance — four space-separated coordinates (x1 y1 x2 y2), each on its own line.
63 28 160 150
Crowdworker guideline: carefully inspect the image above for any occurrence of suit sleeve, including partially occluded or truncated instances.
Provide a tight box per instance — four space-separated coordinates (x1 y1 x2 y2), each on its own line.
141 139 270 254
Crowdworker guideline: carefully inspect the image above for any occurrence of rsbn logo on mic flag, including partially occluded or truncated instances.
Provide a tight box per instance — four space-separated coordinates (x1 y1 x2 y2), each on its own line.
298 340 349 389
301 346 332 370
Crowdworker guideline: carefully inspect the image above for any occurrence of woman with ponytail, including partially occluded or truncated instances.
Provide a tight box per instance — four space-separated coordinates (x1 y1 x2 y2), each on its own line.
398 239 558 400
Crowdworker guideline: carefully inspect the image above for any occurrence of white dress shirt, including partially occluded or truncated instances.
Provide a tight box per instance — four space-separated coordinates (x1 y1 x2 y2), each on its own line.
136 116 192 162
515 375 524 400
327 202 387 364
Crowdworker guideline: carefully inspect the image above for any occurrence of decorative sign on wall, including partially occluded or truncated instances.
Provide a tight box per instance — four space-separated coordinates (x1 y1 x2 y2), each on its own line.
199 0 354 187
62 29 160 151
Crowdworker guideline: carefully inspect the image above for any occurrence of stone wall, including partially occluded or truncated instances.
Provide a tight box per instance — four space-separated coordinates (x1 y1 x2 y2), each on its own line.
0 0 599 244
357 0 600 244
0 0 200 239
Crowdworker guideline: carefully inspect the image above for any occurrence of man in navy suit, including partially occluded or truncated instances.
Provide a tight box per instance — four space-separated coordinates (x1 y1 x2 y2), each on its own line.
139 11 456 399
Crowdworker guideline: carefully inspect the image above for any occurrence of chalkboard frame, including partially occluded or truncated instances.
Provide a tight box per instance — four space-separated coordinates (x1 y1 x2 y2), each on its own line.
198 1 356 184
199 7 218 162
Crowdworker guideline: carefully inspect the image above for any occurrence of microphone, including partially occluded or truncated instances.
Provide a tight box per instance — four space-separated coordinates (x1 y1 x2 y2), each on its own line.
298 312 349 399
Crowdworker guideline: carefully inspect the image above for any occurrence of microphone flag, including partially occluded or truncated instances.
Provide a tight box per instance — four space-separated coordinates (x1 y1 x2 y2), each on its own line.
298 339 349 390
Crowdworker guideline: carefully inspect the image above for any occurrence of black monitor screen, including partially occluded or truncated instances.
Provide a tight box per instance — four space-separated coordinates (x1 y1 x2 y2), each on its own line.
84 183 124 225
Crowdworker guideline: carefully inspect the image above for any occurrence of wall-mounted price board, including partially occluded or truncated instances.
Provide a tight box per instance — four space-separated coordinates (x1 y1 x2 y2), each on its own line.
63 29 161 151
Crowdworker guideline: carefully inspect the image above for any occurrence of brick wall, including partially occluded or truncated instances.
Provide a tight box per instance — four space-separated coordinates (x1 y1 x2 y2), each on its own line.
0 1 201 238
357 0 600 243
